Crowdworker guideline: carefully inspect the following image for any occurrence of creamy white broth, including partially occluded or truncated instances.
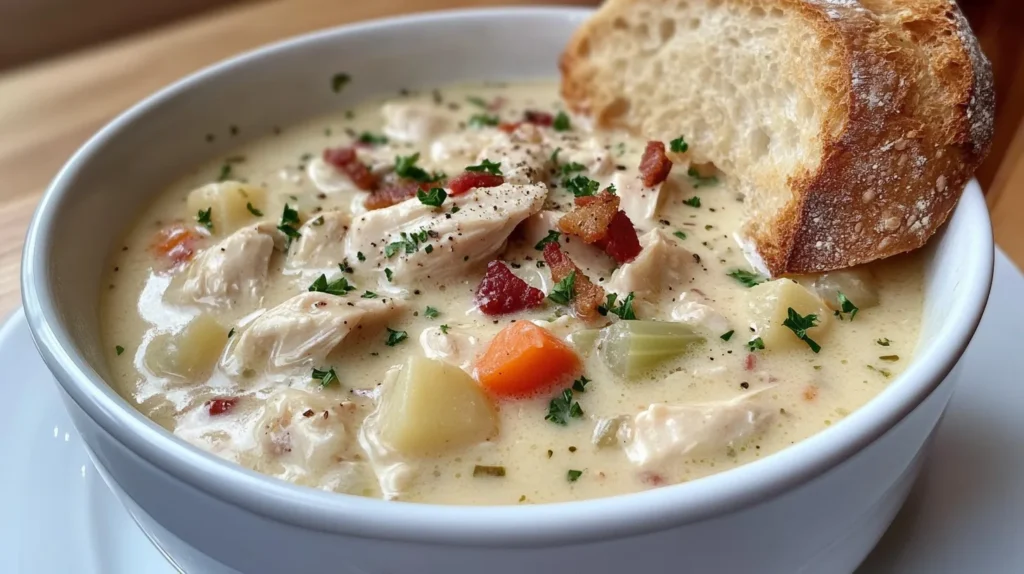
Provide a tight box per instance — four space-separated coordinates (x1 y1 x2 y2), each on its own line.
100 80 923 504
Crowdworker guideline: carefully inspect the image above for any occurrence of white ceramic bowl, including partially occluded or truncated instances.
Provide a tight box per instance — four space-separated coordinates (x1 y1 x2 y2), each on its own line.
21 7 993 574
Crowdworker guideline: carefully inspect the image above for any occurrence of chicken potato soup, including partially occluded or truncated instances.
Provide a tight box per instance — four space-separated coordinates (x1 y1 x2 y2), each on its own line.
101 80 923 504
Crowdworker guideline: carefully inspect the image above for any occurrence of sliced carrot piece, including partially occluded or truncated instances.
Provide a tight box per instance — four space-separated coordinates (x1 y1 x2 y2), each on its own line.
475 322 581 398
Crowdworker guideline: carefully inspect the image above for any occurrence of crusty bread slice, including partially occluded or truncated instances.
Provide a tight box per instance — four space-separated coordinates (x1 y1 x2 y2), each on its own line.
561 0 994 275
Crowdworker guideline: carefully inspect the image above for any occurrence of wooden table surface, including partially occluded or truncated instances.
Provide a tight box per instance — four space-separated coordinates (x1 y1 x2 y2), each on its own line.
0 0 1020 317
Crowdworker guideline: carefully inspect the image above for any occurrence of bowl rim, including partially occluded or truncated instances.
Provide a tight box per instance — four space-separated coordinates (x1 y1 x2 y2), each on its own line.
21 6 994 547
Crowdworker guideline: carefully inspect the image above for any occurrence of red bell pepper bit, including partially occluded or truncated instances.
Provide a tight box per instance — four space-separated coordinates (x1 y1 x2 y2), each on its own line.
207 397 239 416
523 110 554 127
475 261 545 315
448 172 505 196
323 146 378 191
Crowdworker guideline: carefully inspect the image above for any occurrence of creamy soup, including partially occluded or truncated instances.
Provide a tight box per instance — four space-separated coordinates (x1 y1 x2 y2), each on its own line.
100 80 923 504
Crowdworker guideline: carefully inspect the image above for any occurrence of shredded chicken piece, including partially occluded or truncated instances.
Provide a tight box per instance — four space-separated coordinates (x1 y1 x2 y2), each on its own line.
606 229 692 302
345 183 547 287
612 171 663 225
180 223 281 308
475 124 551 184
671 291 731 334
288 210 350 271
381 102 451 143
221 292 402 376
621 392 773 471
418 326 482 374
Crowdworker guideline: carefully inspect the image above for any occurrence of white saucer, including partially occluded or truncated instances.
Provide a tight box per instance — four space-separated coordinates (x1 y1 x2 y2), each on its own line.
2 250 1023 574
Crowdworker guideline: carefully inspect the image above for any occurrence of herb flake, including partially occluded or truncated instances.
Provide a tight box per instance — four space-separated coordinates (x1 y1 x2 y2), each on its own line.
534 230 561 251
385 327 408 347
727 269 765 288
545 388 584 425
312 366 339 388
548 270 576 305
782 308 821 353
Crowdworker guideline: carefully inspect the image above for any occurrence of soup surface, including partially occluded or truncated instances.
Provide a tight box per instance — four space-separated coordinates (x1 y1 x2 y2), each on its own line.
101 80 923 504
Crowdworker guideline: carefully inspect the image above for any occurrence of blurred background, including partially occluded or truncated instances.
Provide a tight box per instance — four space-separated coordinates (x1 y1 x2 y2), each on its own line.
0 0 1021 312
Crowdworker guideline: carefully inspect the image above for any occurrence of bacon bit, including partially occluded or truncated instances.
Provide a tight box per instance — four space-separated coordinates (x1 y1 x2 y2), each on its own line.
639 471 666 487
803 386 819 401
475 261 545 315
523 110 554 127
559 192 641 263
153 224 202 266
639 141 672 187
543 243 605 319
206 397 238 416
596 210 642 263
498 122 521 133
323 146 378 191
448 171 505 196
744 353 757 371
559 192 619 243
364 179 432 210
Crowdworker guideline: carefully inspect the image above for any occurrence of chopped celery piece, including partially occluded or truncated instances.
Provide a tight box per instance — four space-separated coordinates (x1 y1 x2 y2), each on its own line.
592 415 629 447
598 320 704 379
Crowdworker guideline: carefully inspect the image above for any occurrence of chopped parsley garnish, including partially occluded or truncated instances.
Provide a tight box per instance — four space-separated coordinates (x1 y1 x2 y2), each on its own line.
604 183 617 195
682 196 701 208
670 136 689 153
673 231 687 241
217 163 233 182
688 166 719 188
439 324 450 334
385 229 430 258
277 204 301 247
534 230 561 251
465 158 503 176
747 337 765 351
559 161 587 176
227 328 235 338
720 330 735 341
466 96 489 108
602 292 636 320
876 338 891 346
473 465 506 478
550 147 562 164
308 273 355 296
385 328 408 347
196 207 213 230
468 114 499 128
552 111 571 131
572 376 590 393
361 291 378 299
835 292 859 321
867 365 892 378
312 366 339 388
357 251 366 262
330 73 351 93
245 202 263 217
782 308 821 353
384 268 394 282
879 355 900 362
394 153 433 182
424 306 440 319
563 174 600 198
450 205 461 214
425 244 434 254
115 345 125 356
545 388 583 425
727 268 765 288
567 469 583 482
417 187 447 207
548 270 576 305
339 260 353 274
356 131 388 146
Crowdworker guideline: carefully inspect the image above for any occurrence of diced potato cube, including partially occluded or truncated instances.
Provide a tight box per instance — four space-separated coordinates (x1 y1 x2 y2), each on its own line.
375 356 498 456
145 314 228 379
747 279 830 351
187 182 267 234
